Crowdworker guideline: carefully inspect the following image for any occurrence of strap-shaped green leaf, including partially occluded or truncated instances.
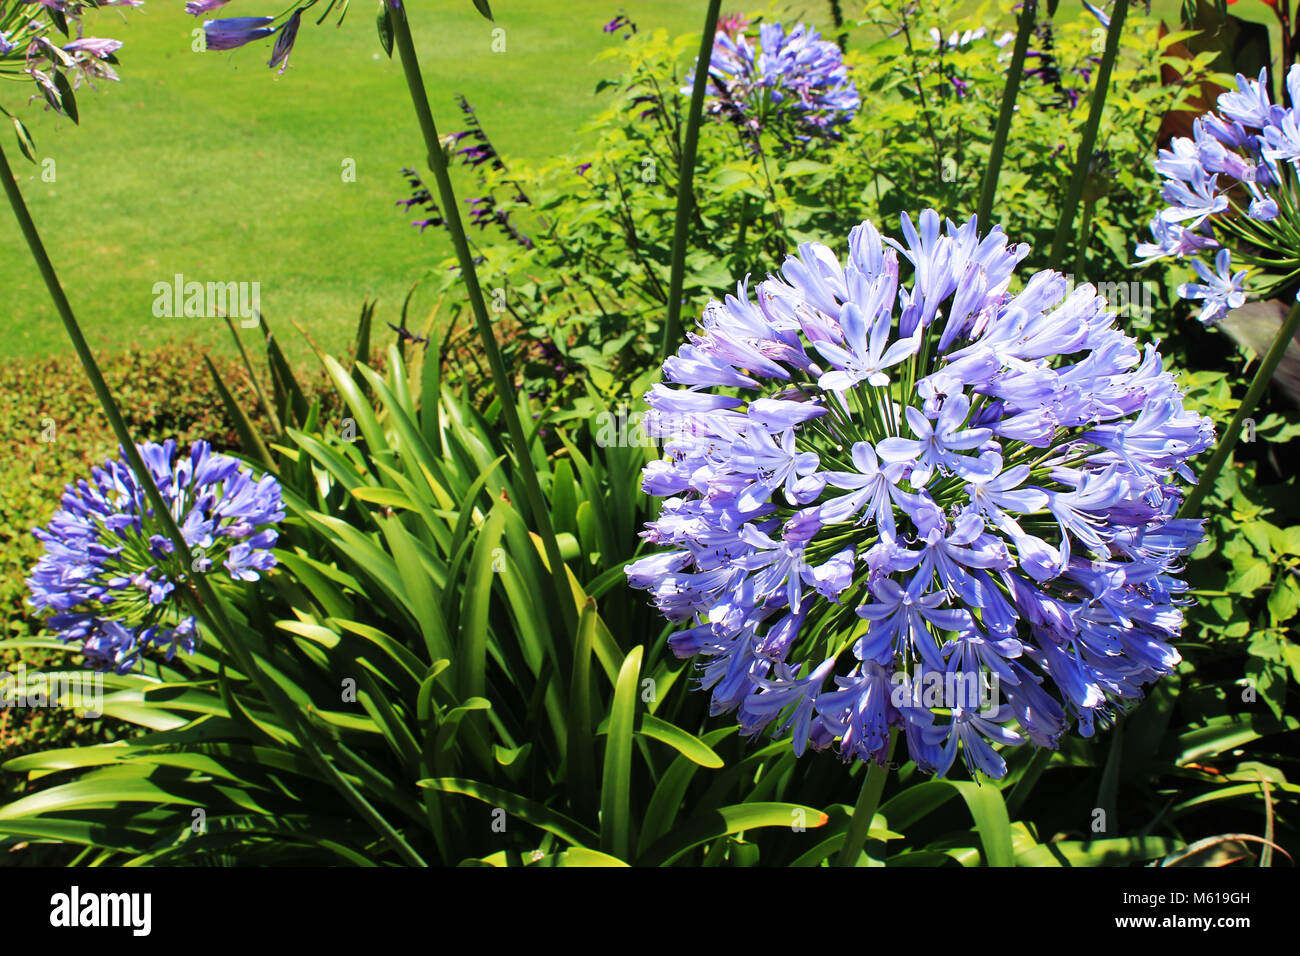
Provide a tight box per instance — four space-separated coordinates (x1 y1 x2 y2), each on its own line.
418 777 599 849
639 802 830 867
600 645 643 860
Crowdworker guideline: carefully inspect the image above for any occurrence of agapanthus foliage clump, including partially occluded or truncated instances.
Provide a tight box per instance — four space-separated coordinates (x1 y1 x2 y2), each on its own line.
690 20 859 140
27 440 284 673
627 211 1214 778
1138 66 1300 324
0 0 133 132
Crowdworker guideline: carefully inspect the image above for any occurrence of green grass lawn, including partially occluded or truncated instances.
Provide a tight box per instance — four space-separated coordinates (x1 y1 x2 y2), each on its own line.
0 1 727 363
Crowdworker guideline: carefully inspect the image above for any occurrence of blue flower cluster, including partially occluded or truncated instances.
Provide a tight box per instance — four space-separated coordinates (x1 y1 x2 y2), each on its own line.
1138 66 1300 324
692 22 859 137
628 211 1214 778
27 440 284 673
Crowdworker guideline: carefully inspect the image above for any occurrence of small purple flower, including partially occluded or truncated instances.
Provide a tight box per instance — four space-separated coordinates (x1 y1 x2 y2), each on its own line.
812 260 919 391
62 38 123 59
602 14 636 37
688 21 858 138
1217 69 1275 129
203 17 277 52
185 0 232 14
877 395 996 488
397 166 444 232
5 3 132 108
1134 215 1217 264
1177 248 1247 325
60 35 124 83
1159 167 1228 227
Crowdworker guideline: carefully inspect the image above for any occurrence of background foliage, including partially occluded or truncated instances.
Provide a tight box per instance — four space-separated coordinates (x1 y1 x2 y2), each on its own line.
0 0 1296 866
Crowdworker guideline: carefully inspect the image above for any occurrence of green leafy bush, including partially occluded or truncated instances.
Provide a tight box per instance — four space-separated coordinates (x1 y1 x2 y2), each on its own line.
412 1 1214 403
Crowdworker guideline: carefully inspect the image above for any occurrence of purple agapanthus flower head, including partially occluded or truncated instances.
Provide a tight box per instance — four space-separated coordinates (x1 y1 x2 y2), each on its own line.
1139 64 1300 322
687 21 859 138
627 211 1214 779
27 440 284 674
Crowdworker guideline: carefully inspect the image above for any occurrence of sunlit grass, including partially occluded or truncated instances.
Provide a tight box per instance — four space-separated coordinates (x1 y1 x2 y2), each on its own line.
0 1 719 362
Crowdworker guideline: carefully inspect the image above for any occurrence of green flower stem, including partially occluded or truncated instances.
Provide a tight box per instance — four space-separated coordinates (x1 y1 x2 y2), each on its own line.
0 140 428 868
1075 199 1094 282
659 0 723 363
388 3 576 636
834 729 896 867
1180 298 1300 518
976 0 1037 227
1048 0 1129 263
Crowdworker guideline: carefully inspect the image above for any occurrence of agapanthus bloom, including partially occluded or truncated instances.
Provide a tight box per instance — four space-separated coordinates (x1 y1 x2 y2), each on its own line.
689 21 859 138
1138 66 1300 324
27 440 284 674
627 211 1213 779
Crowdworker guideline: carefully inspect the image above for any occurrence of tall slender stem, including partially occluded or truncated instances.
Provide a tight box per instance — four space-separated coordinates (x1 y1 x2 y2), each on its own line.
387 2 575 637
977 0 1037 226
0 140 428 868
659 0 723 362
1180 299 1300 517
834 730 896 867
1048 0 1129 263
1075 199 1094 282
1281 4 1294 92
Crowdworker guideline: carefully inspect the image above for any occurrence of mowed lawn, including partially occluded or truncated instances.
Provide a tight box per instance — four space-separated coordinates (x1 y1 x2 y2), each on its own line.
0 1 722 362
